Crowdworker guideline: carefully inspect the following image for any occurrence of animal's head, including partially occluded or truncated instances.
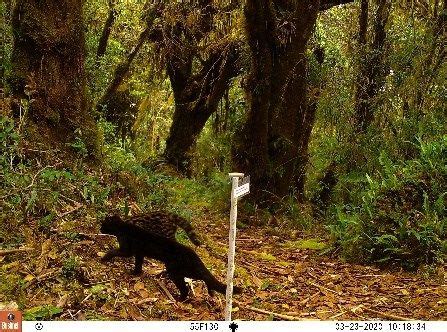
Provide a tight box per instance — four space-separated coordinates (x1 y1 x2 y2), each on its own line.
100 214 122 235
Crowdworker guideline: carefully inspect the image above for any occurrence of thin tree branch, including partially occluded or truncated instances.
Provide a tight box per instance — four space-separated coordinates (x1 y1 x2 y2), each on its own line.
0 247 35 256
96 0 117 59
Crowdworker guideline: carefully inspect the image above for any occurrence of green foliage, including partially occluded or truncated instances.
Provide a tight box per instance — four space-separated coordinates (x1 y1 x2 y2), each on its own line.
40 169 75 182
89 284 110 301
84 0 151 102
131 81 174 160
284 198 315 230
258 252 276 261
194 126 232 176
80 175 111 206
23 305 62 320
285 239 328 250
0 1 13 88
62 256 80 278
142 170 230 218
306 4 446 271
329 137 447 270
37 213 55 231
68 136 88 157
0 272 26 302
192 81 246 178
1 116 19 156
102 128 145 174
1 116 29 237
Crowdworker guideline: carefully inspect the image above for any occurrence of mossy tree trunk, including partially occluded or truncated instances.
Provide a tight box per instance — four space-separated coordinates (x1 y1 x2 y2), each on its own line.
164 43 240 174
234 0 354 205
354 0 391 132
353 0 369 132
233 0 320 205
1 0 13 90
161 0 240 174
10 0 97 152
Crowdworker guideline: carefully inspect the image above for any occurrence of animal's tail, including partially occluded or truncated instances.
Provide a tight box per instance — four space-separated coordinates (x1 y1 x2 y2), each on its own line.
203 271 243 295
171 214 202 246
233 285 243 294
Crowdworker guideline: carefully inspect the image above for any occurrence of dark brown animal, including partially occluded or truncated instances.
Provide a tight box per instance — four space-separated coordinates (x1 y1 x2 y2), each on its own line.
100 216 242 300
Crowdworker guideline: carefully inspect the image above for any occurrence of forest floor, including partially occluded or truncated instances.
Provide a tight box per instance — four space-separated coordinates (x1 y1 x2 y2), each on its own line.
1 212 446 321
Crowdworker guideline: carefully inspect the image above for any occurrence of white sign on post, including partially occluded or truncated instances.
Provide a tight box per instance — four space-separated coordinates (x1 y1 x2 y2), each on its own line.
225 173 250 321
234 176 250 198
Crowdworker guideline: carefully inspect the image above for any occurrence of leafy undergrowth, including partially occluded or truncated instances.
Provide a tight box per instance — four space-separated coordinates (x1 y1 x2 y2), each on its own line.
1 117 446 320
329 136 447 270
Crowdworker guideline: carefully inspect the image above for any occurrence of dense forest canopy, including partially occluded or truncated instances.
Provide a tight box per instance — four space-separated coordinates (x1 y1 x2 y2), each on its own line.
1 0 446 321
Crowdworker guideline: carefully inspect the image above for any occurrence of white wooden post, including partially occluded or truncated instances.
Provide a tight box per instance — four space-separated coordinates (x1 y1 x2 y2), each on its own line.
225 172 244 321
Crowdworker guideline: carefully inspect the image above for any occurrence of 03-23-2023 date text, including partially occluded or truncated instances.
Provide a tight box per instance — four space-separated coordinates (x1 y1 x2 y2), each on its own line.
335 322 426 331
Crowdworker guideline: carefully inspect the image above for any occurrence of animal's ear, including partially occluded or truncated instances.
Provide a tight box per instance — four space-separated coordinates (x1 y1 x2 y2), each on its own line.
104 214 121 223
103 214 115 223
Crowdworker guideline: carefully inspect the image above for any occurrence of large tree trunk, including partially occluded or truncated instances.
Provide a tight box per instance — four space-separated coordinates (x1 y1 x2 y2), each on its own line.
234 0 320 204
9 0 97 152
1 0 13 90
234 0 354 204
353 0 369 132
354 0 391 132
161 0 240 174
164 43 240 174
233 0 273 200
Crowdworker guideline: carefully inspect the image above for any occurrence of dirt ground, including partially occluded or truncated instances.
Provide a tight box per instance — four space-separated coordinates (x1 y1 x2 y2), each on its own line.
1 218 446 321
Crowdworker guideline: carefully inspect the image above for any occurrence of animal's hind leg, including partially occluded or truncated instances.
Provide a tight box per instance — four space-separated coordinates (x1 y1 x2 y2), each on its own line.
167 269 189 301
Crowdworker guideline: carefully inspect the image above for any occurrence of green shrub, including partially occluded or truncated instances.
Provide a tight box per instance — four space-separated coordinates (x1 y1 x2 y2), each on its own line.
329 136 446 270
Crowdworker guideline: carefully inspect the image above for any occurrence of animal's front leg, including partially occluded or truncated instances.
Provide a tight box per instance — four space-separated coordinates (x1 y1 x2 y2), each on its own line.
132 254 144 275
101 238 133 262
102 235 132 262
101 248 127 261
